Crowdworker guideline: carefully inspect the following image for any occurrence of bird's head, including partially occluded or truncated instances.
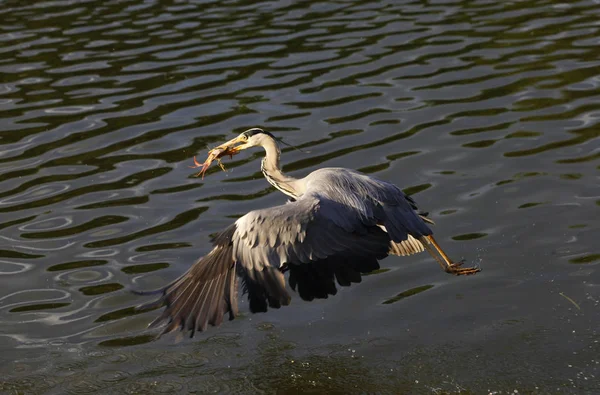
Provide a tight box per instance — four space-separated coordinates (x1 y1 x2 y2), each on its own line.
215 127 275 154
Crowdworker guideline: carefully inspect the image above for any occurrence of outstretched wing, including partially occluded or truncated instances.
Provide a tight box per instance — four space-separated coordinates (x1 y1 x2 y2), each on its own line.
135 193 391 336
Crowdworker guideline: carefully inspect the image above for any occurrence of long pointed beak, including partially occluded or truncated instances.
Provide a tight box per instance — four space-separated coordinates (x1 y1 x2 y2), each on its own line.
211 135 248 154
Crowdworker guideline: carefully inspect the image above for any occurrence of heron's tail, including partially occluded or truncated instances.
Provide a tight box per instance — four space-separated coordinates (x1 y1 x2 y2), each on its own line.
389 234 426 256
133 227 239 337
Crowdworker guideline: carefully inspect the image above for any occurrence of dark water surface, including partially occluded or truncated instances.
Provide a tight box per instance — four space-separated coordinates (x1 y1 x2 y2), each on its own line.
1 0 599 393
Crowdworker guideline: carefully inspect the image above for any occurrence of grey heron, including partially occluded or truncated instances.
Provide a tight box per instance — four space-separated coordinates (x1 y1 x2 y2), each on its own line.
136 128 480 336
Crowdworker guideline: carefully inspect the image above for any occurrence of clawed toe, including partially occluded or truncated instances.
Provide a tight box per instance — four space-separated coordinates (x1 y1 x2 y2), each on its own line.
445 261 481 276
451 259 466 268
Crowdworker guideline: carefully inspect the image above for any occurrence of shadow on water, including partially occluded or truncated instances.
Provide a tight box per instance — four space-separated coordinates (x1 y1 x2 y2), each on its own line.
0 0 599 392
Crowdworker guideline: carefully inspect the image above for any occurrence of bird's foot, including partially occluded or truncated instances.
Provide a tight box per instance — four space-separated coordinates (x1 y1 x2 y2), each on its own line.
445 259 481 276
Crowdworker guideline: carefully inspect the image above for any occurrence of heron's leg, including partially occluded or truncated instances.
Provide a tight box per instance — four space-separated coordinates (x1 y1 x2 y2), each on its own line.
422 235 480 276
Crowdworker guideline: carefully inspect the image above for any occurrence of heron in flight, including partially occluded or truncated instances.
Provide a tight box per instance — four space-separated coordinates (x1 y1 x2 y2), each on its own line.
136 128 480 336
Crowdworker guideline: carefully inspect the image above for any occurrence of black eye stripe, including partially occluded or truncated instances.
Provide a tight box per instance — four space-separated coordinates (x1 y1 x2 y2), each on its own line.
243 128 274 138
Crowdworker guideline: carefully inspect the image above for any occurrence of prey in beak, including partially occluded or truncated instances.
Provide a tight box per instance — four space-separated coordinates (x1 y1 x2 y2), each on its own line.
190 134 249 179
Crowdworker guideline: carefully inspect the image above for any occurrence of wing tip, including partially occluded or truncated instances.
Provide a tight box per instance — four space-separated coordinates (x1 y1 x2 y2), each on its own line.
134 242 238 338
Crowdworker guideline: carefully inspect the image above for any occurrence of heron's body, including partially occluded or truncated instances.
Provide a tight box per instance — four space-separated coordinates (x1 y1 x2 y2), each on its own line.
136 128 479 336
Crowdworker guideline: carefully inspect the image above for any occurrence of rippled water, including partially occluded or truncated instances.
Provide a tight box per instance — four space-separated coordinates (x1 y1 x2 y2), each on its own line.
1 0 599 393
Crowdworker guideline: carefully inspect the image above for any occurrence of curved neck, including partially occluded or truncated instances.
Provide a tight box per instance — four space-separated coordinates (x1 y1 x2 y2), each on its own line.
260 137 303 199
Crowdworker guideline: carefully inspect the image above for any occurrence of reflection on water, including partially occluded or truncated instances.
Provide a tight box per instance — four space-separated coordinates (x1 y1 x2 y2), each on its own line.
1 0 598 392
